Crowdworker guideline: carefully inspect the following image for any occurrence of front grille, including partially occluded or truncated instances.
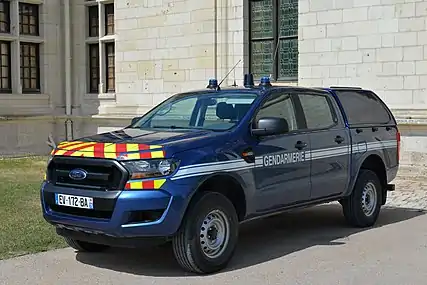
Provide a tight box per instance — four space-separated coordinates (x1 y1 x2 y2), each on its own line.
47 156 128 191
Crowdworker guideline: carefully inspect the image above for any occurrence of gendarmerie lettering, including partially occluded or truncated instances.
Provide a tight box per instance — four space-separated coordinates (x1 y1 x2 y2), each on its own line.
263 151 306 167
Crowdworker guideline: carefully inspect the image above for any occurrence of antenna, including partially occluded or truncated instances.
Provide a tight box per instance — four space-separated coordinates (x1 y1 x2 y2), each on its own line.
270 28 283 78
271 43 280 78
232 64 238 87
218 59 242 88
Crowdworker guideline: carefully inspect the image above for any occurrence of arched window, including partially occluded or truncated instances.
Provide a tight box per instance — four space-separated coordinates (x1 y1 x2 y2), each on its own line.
249 0 298 82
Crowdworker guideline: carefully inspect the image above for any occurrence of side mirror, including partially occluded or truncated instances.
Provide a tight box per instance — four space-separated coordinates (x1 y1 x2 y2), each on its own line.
131 116 142 125
251 117 289 136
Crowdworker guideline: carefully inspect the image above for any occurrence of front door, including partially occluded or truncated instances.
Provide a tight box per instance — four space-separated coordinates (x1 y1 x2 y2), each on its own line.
251 91 311 213
295 91 350 199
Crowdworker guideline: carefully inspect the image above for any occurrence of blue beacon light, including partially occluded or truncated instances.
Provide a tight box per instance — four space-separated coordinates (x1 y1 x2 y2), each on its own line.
244 73 255 88
259 76 272 87
207 79 218 89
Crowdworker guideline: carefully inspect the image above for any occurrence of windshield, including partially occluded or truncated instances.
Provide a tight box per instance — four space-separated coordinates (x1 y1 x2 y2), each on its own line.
130 92 258 131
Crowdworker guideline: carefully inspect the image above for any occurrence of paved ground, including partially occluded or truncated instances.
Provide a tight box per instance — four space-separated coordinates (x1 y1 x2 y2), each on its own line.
1 178 427 285
1 201 427 285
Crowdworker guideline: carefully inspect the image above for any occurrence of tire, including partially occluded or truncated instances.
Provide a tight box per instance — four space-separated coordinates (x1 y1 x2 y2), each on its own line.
64 237 110 252
341 169 383 228
172 191 239 274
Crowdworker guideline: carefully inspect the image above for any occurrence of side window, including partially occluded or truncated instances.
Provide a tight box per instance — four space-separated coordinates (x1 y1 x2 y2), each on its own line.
255 92 298 131
298 93 336 129
334 90 391 125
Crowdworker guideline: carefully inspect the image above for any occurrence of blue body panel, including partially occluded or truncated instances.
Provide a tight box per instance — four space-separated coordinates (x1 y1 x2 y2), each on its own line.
41 85 399 242
42 179 192 237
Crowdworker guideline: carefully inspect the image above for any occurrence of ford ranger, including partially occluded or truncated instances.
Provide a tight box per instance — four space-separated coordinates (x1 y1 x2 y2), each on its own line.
41 75 399 274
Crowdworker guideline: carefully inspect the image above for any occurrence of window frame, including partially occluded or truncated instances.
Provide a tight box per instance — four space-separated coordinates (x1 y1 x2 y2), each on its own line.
248 0 298 82
88 43 99 93
0 0 11 34
333 90 393 127
19 2 39 36
294 91 340 132
105 41 115 92
0 40 11 93
20 41 40 94
104 3 114 36
88 5 99 37
250 90 306 137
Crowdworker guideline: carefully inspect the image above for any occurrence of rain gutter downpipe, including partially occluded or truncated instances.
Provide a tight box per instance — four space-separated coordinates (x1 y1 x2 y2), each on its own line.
64 0 73 140
214 0 218 79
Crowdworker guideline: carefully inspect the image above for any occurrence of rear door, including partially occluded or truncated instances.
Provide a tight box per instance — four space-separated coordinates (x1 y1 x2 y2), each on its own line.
294 90 351 199
251 90 311 212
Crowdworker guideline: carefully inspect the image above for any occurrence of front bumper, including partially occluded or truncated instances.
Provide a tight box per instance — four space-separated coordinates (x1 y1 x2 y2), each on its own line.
41 179 193 239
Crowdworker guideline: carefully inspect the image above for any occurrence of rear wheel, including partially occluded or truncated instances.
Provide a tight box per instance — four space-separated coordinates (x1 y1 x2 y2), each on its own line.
64 237 110 252
172 192 239 274
341 169 382 228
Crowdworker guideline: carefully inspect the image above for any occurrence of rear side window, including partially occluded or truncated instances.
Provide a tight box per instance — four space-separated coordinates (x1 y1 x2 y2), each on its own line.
334 90 391 125
297 93 337 129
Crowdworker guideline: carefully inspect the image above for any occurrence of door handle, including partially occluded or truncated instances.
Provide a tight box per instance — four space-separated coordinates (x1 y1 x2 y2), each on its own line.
295 141 307 150
335 136 345 144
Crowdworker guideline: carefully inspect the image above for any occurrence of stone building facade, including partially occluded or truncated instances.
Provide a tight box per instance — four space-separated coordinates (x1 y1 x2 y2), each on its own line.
0 0 426 174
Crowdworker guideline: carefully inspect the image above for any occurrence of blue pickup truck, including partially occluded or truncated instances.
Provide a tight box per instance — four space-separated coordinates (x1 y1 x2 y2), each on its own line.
41 75 400 274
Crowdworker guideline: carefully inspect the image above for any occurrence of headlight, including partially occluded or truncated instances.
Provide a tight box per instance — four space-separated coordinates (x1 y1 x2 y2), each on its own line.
121 159 180 179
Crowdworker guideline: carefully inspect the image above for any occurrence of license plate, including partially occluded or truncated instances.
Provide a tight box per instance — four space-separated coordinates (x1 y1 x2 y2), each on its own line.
55 193 94 209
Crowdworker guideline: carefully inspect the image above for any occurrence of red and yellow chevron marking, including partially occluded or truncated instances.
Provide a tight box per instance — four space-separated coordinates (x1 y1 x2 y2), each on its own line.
52 141 165 160
125 179 166 190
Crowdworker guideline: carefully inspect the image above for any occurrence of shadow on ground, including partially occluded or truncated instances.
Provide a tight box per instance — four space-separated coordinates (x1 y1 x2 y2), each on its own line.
75 203 425 277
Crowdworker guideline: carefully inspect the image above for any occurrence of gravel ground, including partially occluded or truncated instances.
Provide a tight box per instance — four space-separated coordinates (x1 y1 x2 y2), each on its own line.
385 179 427 210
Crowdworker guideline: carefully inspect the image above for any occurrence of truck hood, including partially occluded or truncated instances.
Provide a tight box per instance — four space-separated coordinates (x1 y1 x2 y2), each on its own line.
52 128 228 160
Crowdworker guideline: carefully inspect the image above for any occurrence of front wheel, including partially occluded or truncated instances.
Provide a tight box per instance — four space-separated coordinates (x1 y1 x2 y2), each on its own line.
172 192 239 274
341 169 382 228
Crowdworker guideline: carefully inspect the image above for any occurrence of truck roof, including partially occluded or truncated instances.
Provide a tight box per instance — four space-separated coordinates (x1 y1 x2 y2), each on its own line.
175 76 394 127
174 85 342 98
175 74 374 98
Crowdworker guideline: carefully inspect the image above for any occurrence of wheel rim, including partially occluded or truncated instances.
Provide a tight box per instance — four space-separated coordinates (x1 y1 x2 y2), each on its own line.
361 182 377 217
199 209 230 259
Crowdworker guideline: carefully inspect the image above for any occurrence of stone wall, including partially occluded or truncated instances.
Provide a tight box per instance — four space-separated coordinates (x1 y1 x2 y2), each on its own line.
2 0 427 178
0 116 131 157
298 0 427 109
113 0 247 115
0 0 63 116
298 0 427 174
2 0 251 157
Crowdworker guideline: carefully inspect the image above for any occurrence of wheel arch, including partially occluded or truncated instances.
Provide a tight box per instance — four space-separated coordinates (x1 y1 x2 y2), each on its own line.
183 173 248 223
352 154 388 204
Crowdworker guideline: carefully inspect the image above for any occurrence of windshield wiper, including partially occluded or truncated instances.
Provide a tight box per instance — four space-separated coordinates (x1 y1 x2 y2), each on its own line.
152 125 224 132
152 125 200 130
133 125 223 132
